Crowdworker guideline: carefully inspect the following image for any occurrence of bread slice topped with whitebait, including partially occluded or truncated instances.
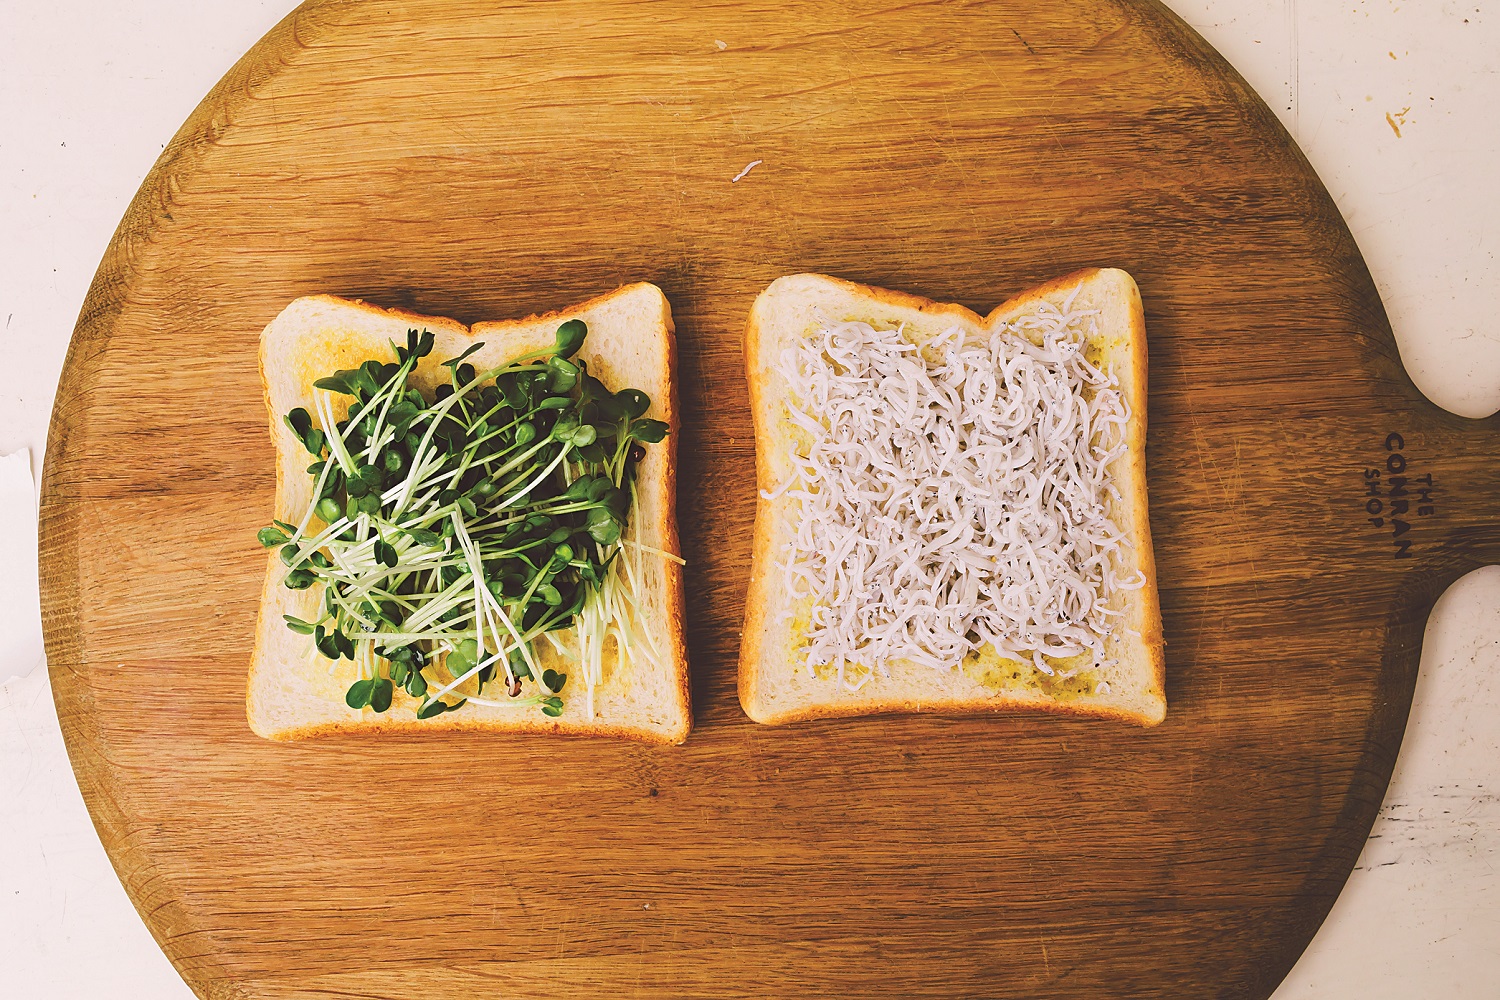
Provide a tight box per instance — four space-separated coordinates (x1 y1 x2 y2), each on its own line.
740 270 1165 727
249 285 689 744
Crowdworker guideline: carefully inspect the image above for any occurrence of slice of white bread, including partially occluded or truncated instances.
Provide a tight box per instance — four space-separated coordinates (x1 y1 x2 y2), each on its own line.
739 270 1166 727
249 284 690 743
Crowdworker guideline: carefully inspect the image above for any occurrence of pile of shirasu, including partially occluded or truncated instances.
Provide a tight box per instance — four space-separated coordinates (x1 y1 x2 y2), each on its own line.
771 289 1145 689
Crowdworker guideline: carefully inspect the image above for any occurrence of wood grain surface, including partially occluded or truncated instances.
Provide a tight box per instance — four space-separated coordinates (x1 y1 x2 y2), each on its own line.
39 1 1500 998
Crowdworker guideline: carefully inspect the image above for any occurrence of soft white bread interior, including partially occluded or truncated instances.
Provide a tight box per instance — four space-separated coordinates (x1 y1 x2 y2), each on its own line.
249 284 689 743
739 270 1165 727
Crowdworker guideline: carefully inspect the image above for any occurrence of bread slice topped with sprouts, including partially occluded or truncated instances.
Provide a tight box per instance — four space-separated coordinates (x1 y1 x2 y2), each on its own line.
740 270 1165 727
249 284 689 744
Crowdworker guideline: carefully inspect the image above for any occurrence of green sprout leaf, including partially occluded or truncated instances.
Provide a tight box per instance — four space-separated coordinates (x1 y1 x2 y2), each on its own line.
406 669 428 699
587 517 622 545
416 697 467 720
404 527 442 546
446 638 479 678
283 615 316 635
345 678 375 709
283 408 326 454
313 373 356 396
614 389 651 419
350 363 381 397
258 525 289 548
441 342 486 379
553 319 587 359
285 407 313 437
403 328 435 360
546 356 579 393
629 419 669 443
356 464 383 493
284 568 316 590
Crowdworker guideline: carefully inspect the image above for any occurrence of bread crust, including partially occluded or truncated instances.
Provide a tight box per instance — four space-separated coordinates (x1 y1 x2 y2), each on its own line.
249 285 690 744
1113 277 1168 710
739 270 1166 728
652 294 691 744
738 289 774 722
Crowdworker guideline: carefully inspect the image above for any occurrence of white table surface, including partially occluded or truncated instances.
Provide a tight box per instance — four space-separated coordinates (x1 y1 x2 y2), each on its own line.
2 1 1496 997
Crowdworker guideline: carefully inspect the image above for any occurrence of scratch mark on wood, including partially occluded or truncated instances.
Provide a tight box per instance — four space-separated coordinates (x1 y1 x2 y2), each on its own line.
1286 0 1301 134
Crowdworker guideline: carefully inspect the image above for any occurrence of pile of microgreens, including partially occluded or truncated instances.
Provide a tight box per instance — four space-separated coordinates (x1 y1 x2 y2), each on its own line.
257 320 668 720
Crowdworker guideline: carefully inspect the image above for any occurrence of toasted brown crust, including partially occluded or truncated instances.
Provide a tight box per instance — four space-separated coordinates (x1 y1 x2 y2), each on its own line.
654 298 692 744
603 283 692 743
739 270 1165 728
741 685 1163 728
1116 277 1167 709
250 285 690 745
255 710 685 744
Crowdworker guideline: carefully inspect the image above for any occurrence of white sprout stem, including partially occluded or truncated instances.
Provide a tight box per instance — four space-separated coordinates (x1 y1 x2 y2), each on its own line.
314 390 358 475
450 511 489 669
385 377 495 521
621 537 686 565
452 510 546 686
496 444 572 508
360 359 415 464
291 460 335 543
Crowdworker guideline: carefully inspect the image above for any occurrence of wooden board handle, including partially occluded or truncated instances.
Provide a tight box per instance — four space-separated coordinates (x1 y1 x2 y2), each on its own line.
1408 406 1499 569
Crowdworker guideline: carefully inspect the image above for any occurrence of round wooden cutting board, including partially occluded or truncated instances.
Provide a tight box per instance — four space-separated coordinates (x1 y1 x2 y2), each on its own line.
40 1 1499 998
